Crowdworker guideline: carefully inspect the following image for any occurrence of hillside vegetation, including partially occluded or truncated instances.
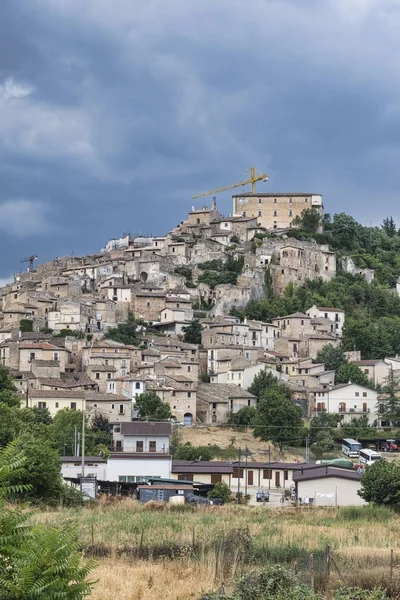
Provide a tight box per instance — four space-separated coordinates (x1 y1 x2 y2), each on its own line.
233 213 400 359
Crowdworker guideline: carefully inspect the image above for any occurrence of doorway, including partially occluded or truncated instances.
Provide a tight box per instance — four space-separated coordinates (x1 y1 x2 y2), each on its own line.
275 471 280 487
247 470 253 486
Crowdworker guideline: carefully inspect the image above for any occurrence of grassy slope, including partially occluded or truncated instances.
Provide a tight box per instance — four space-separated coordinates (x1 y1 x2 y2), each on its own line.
34 501 400 599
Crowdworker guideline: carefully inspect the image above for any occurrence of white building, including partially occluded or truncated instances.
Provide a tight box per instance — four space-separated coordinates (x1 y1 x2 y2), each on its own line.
314 383 378 424
293 466 365 507
306 305 345 337
61 456 107 481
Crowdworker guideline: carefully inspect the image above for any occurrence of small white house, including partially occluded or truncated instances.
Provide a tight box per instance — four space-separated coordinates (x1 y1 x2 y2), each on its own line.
293 466 365 506
306 305 345 337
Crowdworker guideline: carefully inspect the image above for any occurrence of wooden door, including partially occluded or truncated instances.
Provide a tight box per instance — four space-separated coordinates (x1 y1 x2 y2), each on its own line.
247 470 253 486
275 471 280 487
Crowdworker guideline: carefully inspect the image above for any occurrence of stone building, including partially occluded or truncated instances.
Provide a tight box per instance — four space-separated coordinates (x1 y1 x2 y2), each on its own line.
232 192 323 230
197 383 256 424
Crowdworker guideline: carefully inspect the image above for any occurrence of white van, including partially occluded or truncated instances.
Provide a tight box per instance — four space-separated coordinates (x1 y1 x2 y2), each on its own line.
359 448 381 466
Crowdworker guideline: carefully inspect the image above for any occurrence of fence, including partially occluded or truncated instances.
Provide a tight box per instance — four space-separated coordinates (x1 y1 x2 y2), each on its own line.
292 546 400 595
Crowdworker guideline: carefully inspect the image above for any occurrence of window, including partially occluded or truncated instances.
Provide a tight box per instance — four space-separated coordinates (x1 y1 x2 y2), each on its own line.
232 468 244 478
355 392 359 397
263 469 272 479
187 392 191 398
363 392 367 398
119 476 127 482
242 211 246 217
136 441 144 453
212 402 217 409
211 473 222 484
95 372 100 379
55 402 59 408
149 441 156 453
273 210 277 217
29 352 35 361
146 302 150 308
121 369 127 376
284 470 288 481
93 403 97 408
121 359 126 368
258 210 262 217
135 382 140 389
289 210 293 217
104 359 109 365
305 198 308 203
364 369 369 375
172 391 176 397
107 373 112 380
119 404 124 415
274 198 277 203
53 352 59 361
289 198 292 203
70 402 77 410
38 402 47 409
258 198 262 204
182 473 194 481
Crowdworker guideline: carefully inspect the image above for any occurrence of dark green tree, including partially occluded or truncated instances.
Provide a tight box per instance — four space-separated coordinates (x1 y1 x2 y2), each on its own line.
105 312 144 345
253 389 305 449
315 345 347 372
248 369 290 402
377 370 400 425
359 459 400 510
382 216 397 238
311 430 335 460
309 412 340 444
335 362 372 387
173 443 214 461
340 415 375 440
5 433 62 503
228 406 257 427
181 320 203 345
91 412 112 434
292 207 322 233
207 481 231 504
50 408 84 456
135 391 172 421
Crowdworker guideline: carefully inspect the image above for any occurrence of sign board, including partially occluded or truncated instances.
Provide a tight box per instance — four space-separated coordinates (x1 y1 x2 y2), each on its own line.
80 477 97 500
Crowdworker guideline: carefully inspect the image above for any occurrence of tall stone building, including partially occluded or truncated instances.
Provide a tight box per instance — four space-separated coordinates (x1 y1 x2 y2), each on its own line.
232 193 323 230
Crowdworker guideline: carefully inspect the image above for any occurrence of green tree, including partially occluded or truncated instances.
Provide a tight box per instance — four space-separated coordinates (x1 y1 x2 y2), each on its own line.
253 389 305 449
5 433 62 504
335 362 372 387
135 391 172 421
105 312 144 345
228 406 257 427
50 408 84 456
19 319 33 332
248 370 288 402
340 415 375 440
315 345 347 372
309 412 340 444
311 430 335 460
0 442 95 598
173 443 214 461
377 370 400 425
292 207 322 233
208 481 231 504
359 459 400 510
91 412 112 434
0 364 20 408
181 320 203 345
382 216 397 238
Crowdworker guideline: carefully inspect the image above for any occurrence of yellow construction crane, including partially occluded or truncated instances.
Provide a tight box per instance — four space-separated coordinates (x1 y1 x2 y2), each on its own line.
193 166 268 199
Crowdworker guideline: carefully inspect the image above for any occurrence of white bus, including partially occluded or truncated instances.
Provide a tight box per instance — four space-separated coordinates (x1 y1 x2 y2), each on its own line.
359 448 381 466
342 438 362 458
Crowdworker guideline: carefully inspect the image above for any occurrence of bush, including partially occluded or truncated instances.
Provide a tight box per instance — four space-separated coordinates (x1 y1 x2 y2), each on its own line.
207 482 231 504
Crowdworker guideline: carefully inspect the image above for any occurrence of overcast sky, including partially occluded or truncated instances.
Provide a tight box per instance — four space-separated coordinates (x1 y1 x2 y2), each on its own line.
1 0 400 281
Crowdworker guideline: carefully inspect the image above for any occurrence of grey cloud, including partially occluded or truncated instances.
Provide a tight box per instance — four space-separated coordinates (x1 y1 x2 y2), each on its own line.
1 0 400 275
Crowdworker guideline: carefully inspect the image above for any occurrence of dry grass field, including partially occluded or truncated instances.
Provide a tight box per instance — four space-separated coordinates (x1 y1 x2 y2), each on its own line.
180 425 303 462
33 500 400 599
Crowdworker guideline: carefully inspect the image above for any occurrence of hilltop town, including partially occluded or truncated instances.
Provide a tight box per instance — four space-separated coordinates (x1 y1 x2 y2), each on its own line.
0 190 395 434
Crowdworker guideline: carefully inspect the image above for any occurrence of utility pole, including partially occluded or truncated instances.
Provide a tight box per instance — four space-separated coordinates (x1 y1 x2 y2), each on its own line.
81 401 86 481
305 435 310 464
244 446 248 499
268 445 271 490
237 447 241 504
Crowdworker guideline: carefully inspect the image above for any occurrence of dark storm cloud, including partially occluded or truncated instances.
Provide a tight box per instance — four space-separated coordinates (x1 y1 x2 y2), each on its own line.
1 0 400 278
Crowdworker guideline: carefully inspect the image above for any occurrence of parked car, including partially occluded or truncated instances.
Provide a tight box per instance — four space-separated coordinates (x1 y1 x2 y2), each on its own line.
256 490 270 502
186 495 210 505
210 498 224 506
